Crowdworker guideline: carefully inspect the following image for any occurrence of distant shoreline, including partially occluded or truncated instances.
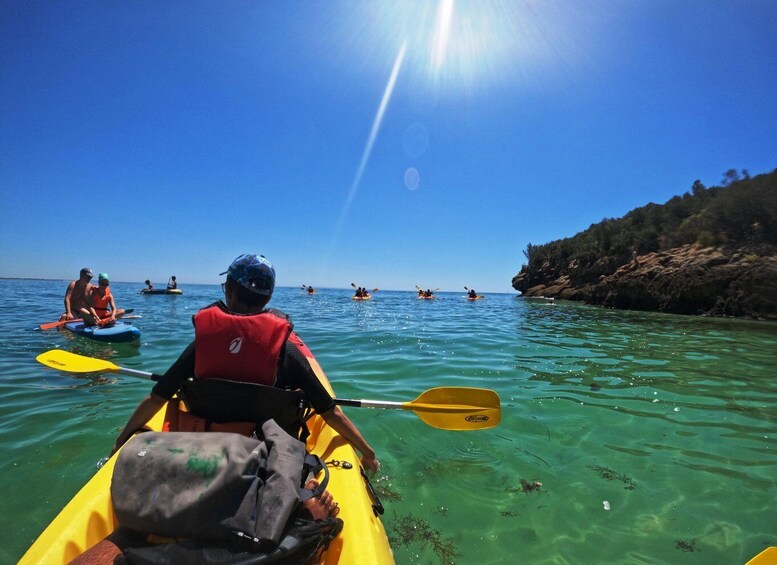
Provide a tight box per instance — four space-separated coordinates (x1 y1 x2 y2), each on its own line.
0 277 68 281
0 278 515 294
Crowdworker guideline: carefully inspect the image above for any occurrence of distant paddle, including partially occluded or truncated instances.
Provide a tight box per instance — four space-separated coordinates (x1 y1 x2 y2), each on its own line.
36 349 501 431
351 283 378 294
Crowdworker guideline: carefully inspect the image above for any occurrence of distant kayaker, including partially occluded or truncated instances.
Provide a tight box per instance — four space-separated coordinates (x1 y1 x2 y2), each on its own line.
167 275 177 289
81 273 126 326
424 288 434 298
58 267 95 321
307 286 315 294
143 279 154 291
468 289 477 299
113 254 380 475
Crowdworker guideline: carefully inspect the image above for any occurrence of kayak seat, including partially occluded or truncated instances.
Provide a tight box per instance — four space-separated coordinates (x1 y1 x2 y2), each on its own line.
179 378 311 440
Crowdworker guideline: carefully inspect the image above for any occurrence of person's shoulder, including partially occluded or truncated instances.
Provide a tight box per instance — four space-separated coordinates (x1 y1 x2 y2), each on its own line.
265 307 291 323
197 300 222 313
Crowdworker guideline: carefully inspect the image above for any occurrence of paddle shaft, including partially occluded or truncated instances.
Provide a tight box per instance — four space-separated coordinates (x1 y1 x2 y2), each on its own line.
36 350 500 430
37 351 472 406
116 367 159 381
335 398 488 413
112 368 157 380
39 309 136 330
335 398 403 409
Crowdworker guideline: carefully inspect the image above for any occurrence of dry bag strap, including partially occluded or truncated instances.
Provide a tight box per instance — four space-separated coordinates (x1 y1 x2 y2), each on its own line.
299 453 329 502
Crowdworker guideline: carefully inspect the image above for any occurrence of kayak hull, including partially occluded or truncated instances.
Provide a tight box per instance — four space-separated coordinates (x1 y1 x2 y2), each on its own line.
20 352 393 564
64 321 141 343
140 289 182 295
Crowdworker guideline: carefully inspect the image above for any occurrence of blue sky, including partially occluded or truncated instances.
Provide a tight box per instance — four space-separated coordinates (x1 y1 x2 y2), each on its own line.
2 1 776 293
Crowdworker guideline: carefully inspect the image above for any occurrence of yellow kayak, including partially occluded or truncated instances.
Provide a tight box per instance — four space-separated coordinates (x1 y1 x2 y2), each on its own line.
20 352 394 564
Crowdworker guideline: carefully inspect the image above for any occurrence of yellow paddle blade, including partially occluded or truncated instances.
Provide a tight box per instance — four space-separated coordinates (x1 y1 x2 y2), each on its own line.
747 547 777 565
36 349 120 374
404 387 501 430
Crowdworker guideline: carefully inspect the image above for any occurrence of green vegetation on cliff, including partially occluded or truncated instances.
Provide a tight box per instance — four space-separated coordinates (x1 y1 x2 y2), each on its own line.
518 168 777 286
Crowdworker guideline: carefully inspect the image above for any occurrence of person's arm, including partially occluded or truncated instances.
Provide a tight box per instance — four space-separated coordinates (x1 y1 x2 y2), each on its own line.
112 343 195 453
112 393 167 454
87 290 100 321
63 281 76 319
283 337 380 473
107 293 117 320
320 407 380 473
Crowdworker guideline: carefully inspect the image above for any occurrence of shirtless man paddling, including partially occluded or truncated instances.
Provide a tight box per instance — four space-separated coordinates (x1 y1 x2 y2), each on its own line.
59 268 95 321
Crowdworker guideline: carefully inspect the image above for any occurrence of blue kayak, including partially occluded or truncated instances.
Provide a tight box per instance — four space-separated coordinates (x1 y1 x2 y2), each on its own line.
64 321 141 343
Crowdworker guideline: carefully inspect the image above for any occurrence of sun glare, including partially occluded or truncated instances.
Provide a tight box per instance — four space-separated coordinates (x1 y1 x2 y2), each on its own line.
319 1 600 277
321 41 408 272
431 0 454 71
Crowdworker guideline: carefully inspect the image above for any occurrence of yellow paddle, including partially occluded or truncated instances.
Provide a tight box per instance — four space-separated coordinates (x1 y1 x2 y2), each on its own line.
36 349 157 380
334 387 500 430
36 349 501 431
351 283 379 292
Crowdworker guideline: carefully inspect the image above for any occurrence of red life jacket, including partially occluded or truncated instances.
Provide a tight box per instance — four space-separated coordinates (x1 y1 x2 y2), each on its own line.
193 303 292 386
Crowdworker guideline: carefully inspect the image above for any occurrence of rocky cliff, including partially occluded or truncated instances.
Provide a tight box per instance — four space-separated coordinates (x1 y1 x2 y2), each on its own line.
512 244 777 321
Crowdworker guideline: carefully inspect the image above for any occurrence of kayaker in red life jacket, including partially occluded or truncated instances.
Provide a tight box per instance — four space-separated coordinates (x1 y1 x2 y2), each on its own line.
77 256 356 562
81 273 126 326
112 253 380 467
59 267 96 321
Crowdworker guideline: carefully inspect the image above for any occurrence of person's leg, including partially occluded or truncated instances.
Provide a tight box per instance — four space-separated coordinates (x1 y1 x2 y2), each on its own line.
80 308 97 326
302 479 340 520
69 527 146 564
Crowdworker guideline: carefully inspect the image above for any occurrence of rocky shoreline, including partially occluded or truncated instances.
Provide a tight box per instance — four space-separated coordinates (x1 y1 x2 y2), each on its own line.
512 244 777 321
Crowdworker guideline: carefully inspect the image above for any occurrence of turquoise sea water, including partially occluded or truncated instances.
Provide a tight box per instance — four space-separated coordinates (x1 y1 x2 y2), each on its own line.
1 279 776 564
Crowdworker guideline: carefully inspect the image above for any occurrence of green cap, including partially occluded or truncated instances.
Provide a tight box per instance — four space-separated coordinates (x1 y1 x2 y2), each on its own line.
98 273 109 281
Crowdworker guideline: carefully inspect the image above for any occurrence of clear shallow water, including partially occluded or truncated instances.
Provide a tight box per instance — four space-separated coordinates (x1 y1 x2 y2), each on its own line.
1 280 776 563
